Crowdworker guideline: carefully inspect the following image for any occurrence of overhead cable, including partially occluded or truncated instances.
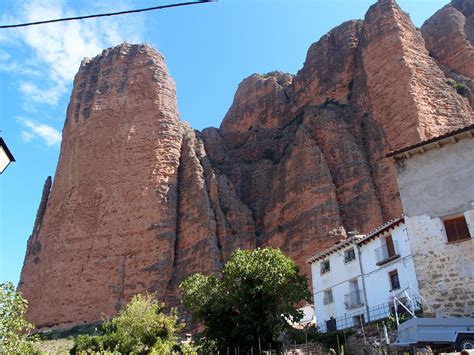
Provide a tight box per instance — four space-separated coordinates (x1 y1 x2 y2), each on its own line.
0 0 215 29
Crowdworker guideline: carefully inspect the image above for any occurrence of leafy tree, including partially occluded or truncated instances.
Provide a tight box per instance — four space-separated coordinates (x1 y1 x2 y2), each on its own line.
72 293 184 354
0 282 37 353
180 247 311 351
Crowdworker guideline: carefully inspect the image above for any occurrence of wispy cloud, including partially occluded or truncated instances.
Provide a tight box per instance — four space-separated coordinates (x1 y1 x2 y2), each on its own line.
1 0 144 106
19 81 66 106
18 117 62 146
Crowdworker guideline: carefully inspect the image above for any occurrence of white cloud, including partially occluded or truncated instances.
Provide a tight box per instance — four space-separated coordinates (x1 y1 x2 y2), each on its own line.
18 117 62 146
1 0 144 106
21 131 34 142
19 81 66 105
0 50 42 76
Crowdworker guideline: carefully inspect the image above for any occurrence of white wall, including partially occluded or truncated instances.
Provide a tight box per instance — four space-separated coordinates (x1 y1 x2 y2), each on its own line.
310 223 420 332
359 223 419 322
310 243 363 331
395 137 474 218
298 304 315 324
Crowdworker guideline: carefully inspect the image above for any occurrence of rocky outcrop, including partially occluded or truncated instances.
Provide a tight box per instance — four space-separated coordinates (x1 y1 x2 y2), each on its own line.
20 0 474 330
421 0 474 107
422 0 474 80
20 44 184 328
361 0 471 148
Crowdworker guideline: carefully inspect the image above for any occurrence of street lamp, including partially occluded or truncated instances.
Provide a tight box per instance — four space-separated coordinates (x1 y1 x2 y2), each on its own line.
0 137 15 174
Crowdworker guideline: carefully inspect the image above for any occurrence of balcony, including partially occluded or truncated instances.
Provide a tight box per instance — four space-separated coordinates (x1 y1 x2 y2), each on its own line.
344 290 364 309
323 294 334 305
375 240 400 266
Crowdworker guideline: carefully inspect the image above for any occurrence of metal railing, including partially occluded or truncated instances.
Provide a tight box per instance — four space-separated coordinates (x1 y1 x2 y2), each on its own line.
320 263 330 275
317 294 423 333
392 286 427 326
375 240 399 265
344 290 364 309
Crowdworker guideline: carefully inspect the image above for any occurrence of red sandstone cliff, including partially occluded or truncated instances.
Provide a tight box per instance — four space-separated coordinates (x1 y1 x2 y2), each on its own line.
421 0 474 107
20 0 473 330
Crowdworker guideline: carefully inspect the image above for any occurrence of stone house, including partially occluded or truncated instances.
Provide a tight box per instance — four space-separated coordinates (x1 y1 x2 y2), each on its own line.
308 216 419 332
387 124 474 318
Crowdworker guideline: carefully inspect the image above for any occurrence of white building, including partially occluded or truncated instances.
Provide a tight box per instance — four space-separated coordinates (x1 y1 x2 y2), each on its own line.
387 124 474 318
308 216 419 332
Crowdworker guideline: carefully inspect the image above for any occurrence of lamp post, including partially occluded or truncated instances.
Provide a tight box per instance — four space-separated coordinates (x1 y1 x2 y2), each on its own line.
0 137 15 174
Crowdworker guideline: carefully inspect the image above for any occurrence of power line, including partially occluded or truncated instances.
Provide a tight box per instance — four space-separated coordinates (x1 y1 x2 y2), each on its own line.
0 0 215 29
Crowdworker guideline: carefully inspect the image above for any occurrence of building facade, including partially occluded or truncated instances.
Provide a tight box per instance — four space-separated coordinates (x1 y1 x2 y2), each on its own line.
388 125 474 318
308 217 420 332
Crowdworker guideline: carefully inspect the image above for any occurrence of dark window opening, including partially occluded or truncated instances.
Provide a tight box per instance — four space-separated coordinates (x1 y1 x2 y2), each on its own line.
321 260 330 274
344 248 356 263
389 269 400 290
444 215 471 243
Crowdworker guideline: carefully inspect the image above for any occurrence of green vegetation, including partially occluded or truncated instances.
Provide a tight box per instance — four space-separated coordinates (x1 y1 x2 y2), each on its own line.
180 247 311 351
71 293 190 354
0 282 38 353
446 78 471 97
455 83 470 97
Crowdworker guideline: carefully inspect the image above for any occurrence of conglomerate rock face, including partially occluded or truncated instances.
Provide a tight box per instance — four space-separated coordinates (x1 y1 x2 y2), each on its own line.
20 0 473 329
421 0 474 107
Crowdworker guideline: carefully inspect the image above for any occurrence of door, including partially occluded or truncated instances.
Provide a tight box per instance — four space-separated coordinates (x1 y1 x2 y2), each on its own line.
385 235 395 258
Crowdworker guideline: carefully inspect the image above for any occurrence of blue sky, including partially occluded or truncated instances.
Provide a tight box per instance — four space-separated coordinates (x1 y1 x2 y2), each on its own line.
0 0 447 286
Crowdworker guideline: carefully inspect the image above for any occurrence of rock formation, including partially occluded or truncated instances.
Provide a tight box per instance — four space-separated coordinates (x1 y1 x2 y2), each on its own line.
421 0 474 106
19 0 473 330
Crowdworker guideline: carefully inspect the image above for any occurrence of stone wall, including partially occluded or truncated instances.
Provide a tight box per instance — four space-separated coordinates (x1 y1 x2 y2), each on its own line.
405 210 474 317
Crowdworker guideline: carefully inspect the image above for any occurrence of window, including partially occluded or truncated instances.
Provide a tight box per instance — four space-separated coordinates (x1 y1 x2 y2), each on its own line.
344 248 356 263
389 270 400 290
320 260 330 274
443 215 471 243
323 289 334 305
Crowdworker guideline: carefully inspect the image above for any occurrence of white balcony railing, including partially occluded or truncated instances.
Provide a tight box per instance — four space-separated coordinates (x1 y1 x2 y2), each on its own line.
344 290 364 309
374 240 400 265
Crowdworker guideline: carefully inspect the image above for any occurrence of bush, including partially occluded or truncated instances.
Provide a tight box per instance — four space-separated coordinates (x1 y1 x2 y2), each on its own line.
0 282 38 353
446 79 471 97
181 247 311 351
455 83 470 97
71 293 183 354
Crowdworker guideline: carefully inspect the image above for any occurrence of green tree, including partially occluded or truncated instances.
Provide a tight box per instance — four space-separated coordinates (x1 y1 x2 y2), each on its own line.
72 293 184 354
180 247 311 351
0 282 37 353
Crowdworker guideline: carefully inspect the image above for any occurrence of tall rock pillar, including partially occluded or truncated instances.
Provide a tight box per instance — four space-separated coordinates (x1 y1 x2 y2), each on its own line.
19 44 183 329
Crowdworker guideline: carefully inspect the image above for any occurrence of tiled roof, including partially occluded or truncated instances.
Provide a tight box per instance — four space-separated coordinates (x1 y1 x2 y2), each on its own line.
386 124 474 159
306 234 363 264
306 215 405 264
357 215 404 245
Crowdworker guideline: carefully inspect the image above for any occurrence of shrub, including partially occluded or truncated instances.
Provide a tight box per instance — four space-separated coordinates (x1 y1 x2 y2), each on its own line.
71 293 183 354
0 282 38 353
455 83 470 97
446 79 471 97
